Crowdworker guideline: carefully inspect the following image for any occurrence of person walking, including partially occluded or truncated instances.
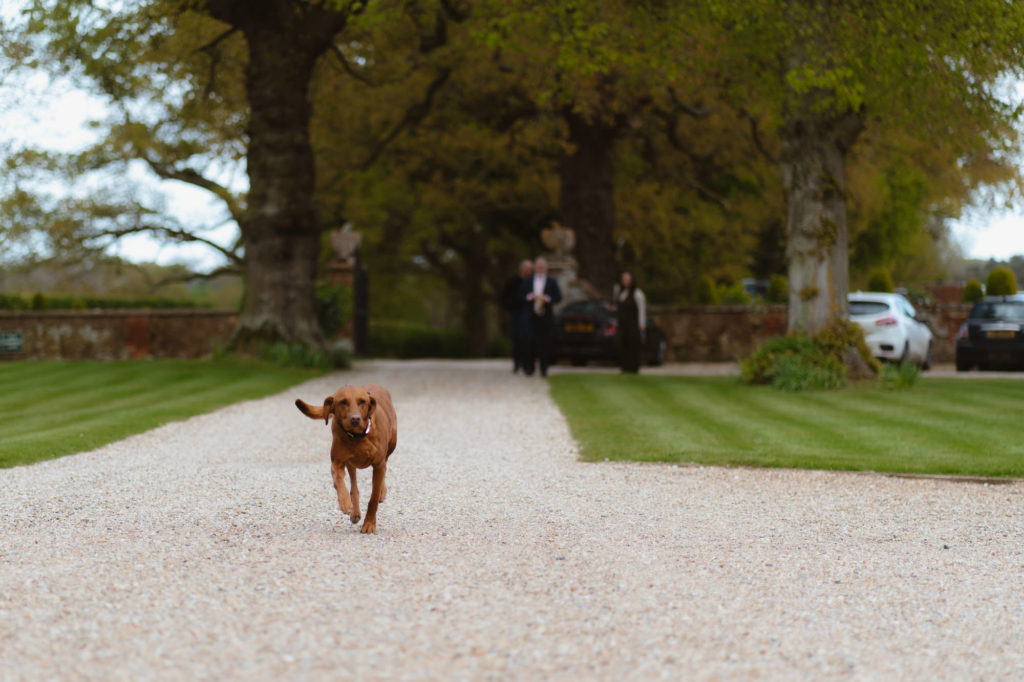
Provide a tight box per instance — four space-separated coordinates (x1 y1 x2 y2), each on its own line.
501 259 533 373
615 271 646 373
519 257 562 377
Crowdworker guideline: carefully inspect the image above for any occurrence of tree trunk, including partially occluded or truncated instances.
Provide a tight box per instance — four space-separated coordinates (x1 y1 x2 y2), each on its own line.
204 1 348 350
560 110 620 297
779 108 864 334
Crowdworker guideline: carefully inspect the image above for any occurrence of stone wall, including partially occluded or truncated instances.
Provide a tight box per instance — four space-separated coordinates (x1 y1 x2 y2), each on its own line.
0 310 237 360
650 303 972 364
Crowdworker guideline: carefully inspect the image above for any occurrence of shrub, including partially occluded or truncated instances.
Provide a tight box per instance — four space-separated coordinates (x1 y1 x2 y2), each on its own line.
720 281 753 305
985 266 1017 296
962 279 984 303
766 275 788 303
740 335 826 385
315 282 353 337
0 293 211 310
771 353 846 391
866 268 895 293
813 318 880 376
741 319 878 391
367 320 468 358
695 275 719 304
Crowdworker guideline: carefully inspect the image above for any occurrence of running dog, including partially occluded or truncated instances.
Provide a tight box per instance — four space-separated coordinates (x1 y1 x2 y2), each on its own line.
295 384 397 534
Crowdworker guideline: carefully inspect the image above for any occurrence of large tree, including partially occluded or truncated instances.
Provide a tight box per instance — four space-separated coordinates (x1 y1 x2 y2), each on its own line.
18 0 369 349
704 0 1024 334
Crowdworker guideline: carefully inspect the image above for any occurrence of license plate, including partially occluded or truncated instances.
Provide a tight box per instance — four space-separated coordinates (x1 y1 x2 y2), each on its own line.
986 330 1016 339
564 322 594 333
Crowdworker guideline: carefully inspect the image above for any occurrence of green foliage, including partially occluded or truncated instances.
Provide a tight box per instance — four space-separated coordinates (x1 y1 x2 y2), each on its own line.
866 268 895 293
368 320 469 358
962 279 984 303
315 282 353 337
719 281 752 305
813 318 881 376
256 342 351 370
740 335 831 385
695 275 719 304
771 353 846 392
741 319 877 391
766 274 788 303
879 361 921 391
985 266 1017 296
0 293 210 310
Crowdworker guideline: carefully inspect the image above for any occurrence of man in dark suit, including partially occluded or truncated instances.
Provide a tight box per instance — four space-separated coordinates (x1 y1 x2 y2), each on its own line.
501 259 533 373
519 257 562 377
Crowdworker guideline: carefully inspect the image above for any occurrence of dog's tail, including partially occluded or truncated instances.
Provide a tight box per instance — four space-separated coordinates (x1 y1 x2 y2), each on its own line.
295 398 328 423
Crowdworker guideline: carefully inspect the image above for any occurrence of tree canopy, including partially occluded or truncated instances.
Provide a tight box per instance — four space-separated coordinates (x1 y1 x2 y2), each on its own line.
3 0 1024 353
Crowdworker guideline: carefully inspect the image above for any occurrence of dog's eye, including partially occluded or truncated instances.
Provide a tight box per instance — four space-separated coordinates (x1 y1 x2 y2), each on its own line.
358 399 366 405
339 399 348 406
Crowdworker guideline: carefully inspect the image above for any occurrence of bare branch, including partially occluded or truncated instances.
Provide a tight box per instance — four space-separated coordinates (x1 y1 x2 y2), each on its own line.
149 264 243 292
142 157 244 223
739 108 778 164
92 223 244 265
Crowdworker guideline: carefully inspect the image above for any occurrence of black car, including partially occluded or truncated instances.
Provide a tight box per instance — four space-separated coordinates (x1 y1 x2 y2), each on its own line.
552 300 667 367
955 295 1024 371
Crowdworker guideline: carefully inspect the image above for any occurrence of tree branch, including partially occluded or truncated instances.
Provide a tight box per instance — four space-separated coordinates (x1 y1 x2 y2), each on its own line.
149 264 243 292
142 157 245 224
740 108 778 164
357 66 453 171
92 223 244 265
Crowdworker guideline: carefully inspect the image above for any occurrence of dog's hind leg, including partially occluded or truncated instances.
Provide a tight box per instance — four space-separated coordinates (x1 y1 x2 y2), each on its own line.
347 464 361 524
331 461 353 516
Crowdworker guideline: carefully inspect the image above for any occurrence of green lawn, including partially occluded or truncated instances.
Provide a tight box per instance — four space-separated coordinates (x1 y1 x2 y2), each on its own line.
549 374 1024 478
0 359 327 468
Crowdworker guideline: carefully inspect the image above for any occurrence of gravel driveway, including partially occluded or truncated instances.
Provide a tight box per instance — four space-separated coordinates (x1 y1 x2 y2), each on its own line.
2 359 1023 680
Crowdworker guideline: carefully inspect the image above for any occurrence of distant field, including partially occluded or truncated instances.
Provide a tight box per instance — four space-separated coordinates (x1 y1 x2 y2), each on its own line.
0 359 327 468
549 374 1024 478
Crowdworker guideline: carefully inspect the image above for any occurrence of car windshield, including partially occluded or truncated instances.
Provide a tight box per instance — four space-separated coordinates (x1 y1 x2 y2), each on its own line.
849 301 890 316
560 301 612 317
969 300 1024 322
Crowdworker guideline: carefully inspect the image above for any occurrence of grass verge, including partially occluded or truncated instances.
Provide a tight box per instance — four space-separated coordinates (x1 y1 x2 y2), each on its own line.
548 374 1024 478
0 359 328 468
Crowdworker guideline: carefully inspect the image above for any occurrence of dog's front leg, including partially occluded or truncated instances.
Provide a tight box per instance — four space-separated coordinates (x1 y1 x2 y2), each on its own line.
347 464 361 525
360 462 386 534
331 461 353 516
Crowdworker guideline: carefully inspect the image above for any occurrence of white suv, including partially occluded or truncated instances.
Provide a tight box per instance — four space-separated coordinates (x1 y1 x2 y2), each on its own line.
848 292 933 367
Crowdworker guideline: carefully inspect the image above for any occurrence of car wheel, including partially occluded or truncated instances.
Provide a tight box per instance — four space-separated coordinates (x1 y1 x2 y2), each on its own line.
955 357 971 372
899 342 910 366
921 341 932 370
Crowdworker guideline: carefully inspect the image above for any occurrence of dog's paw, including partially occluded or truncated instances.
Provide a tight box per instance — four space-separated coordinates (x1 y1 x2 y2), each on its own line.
350 512 361 525
360 520 376 534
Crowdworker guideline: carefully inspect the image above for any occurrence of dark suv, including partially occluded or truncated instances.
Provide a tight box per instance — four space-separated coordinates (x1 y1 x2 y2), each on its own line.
955 295 1024 371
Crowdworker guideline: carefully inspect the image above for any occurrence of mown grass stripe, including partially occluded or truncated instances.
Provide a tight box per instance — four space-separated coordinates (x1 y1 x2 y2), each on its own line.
548 374 1024 478
0 359 325 468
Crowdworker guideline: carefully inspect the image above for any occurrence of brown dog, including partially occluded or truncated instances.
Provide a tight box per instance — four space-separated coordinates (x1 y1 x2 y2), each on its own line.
295 384 397 534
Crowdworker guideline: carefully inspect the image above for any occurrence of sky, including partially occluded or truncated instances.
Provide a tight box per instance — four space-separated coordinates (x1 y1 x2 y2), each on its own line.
2 63 1024 271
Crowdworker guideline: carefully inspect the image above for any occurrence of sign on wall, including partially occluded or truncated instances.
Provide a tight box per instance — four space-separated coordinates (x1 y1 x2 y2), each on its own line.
0 331 24 353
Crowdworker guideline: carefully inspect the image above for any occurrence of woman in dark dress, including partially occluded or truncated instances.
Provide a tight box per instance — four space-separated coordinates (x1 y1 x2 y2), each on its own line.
615 271 646 373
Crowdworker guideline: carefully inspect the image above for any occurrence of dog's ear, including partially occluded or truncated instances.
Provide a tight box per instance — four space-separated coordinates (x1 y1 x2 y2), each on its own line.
321 396 335 425
367 394 377 418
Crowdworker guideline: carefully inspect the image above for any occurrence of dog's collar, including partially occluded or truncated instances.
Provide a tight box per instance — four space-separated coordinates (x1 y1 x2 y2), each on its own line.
343 418 372 440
